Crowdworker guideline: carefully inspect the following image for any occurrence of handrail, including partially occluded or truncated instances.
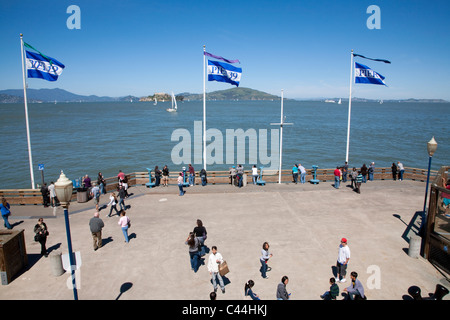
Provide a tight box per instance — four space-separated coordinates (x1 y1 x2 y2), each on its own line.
0 166 439 205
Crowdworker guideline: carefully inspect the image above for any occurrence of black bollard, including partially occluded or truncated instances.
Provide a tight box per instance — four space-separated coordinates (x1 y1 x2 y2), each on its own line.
432 284 449 300
408 286 422 300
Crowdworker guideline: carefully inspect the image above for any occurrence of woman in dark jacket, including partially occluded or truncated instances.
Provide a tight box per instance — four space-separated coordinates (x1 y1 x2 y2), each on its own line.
154 166 162 186
193 219 207 256
34 218 49 257
391 162 397 181
360 164 368 183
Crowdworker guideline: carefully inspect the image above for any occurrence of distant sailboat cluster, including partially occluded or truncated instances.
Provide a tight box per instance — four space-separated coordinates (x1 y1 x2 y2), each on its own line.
325 98 342 104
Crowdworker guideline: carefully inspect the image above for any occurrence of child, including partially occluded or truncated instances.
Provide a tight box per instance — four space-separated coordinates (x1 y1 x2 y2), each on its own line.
320 278 339 300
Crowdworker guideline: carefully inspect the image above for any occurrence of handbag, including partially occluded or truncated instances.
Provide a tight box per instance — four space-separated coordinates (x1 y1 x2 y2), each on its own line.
219 260 229 276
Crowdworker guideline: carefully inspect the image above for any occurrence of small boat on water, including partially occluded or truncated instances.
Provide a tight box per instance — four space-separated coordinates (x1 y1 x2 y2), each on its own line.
325 99 336 103
154 97 157 105
338 98 342 104
166 92 177 112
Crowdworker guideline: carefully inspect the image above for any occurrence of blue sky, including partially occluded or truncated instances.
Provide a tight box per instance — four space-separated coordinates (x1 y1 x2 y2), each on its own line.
1 0 449 100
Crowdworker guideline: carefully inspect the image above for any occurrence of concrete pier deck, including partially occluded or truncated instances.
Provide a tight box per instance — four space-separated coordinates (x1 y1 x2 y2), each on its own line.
0 179 449 300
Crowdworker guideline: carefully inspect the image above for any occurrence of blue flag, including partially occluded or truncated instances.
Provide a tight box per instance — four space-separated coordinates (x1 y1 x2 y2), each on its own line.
354 62 386 86
207 60 242 87
26 50 65 81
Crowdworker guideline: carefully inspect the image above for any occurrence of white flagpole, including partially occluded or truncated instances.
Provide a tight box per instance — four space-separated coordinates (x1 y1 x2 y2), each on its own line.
345 49 354 164
203 45 207 171
20 34 35 189
278 89 284 184
270 90 292 184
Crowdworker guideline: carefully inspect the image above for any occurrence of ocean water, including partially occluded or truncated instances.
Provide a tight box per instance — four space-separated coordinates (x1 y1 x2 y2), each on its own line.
0 100 448 189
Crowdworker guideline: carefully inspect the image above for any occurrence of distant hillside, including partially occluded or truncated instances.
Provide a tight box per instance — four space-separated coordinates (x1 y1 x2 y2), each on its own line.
0 88 140 103
183 87 280 101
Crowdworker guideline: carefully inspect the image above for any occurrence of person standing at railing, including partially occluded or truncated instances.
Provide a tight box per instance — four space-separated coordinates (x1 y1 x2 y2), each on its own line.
298 163 307 184
292 164 298 184
342 161 348 183
40 183 50 207
154 166 162 187
229 166 236 185
361 164 368 183
391 162 398 181
162 165 169 187
236 164 244 188
188 164 195 186
397 161 405 181
48 181 57 207
334 166 341 189
368 162 375 181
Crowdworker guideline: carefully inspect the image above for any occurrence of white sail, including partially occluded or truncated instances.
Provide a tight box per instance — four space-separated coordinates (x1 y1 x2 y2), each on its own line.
166 91 177 112
338 98 342 104
154 97 157 105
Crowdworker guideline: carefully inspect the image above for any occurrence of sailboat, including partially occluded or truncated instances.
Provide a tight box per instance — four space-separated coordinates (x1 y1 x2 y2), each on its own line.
338 98 342 104
154 97 157 105
166 92 177 112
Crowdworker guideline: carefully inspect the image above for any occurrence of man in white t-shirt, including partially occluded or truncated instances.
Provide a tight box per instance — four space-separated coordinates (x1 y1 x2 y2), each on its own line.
208 246 225 294
336 238 351 282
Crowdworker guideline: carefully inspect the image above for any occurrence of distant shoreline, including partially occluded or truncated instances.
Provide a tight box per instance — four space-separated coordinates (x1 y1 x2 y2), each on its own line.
1 88 448 103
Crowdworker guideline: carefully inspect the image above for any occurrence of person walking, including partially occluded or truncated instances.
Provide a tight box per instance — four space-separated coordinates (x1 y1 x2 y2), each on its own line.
193 219 207 256
276 276 290 300
244 280 260 300
89 212 104 251
355 171 363 194
118 210 130 243
260 242 272 279
177 172 185 196
91 184 100 212
185 232 200 272
97 172 107 194
207 246 225 294
34 218 49 257
336 238 351 282
118 185 126 210
107 192 119 217
344 271 366 300
350 167 358 190
1 197 12 229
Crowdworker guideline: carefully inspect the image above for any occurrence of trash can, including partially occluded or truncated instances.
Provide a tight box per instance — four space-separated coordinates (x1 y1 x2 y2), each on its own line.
408 234 421 258
49 251 64 277
77 188 88 203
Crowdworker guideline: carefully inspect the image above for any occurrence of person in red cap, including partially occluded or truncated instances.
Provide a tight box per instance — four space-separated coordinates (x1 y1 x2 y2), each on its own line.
336 238 351 283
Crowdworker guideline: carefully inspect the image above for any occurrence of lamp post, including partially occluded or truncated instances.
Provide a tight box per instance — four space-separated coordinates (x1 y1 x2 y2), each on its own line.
423 137 437 215
54 170 78 300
